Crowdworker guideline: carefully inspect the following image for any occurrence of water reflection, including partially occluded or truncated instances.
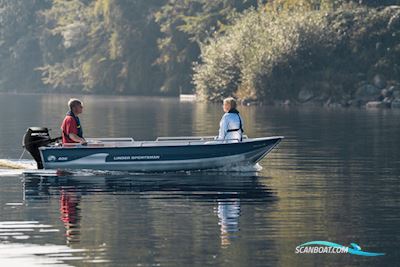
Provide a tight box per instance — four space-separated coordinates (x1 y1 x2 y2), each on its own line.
23 172 276 250
59 189 81 245
216 199 240 248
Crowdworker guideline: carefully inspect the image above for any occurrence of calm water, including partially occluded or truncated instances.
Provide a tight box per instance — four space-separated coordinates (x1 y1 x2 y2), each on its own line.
0 94 399 266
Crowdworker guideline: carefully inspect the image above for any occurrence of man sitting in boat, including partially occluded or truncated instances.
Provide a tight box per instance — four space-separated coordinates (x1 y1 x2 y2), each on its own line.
61 98 87 145
217 97 244 142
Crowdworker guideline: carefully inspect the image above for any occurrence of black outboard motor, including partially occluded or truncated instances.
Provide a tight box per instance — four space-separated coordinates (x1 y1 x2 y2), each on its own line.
23 127 54 169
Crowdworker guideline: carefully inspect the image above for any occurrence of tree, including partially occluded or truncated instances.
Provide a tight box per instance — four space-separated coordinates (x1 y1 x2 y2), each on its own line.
155 0 260 95
194 3 400 102
38 0 165 94
0 0 50 91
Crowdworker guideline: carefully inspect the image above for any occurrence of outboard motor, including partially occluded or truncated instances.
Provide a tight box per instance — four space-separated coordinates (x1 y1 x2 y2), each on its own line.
23 127 53 169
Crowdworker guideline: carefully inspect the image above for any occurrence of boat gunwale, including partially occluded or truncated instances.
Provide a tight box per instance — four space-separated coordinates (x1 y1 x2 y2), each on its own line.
39 136 284 150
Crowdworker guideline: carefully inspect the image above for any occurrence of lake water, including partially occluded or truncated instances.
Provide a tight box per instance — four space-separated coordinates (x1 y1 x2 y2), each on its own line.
0 94 399 266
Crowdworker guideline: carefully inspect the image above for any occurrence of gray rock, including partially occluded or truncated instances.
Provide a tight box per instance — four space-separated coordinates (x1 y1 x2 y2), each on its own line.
298 88 314 102
381 88 388 97
391 99 400 108
355 84 380 100
327 102 342 108
366 101 390 108
342 100 352 108
383 97 393 103
392 88 400 99
324 98 332 107
354 99 365 107
373 75 387 89
316 92 330 101
375 42 383 51
356 73 366 80
388 13 400 30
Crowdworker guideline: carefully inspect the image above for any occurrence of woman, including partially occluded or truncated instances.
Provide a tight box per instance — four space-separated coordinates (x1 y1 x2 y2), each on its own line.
217 97 244 142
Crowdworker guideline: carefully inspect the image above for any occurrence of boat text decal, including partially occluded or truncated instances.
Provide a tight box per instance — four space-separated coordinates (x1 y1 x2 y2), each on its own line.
113 155 160 161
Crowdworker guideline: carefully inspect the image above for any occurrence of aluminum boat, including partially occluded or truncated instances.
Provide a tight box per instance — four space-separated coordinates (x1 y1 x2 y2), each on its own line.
23 127 283 172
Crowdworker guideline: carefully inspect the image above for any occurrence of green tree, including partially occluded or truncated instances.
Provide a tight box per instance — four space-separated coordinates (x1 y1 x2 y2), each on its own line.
0 0 50 91
194 3 400 102
155 0 260 95
38 0 164 94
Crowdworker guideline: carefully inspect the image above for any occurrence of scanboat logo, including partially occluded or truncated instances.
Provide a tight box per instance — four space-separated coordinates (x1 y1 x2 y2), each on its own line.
295 241 385 256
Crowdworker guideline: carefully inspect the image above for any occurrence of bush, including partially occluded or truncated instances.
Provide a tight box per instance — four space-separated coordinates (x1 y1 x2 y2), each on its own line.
193 4 400 102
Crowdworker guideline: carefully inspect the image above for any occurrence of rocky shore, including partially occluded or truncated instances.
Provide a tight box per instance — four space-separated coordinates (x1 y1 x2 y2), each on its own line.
260 74 400 109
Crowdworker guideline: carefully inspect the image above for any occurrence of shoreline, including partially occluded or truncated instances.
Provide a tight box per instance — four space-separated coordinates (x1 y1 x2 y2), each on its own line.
2 89 400 110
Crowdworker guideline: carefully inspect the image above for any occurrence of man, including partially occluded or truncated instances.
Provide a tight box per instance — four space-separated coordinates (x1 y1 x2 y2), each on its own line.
61 98 87 145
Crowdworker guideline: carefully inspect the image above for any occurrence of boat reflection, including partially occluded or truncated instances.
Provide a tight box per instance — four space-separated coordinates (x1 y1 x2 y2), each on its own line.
22 171 276 248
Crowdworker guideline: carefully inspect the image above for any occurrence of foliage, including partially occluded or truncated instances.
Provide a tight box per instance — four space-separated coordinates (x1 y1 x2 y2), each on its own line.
37 0 164 94
154 0 260 94
194 2 400 101
0 0 50 91
1 0 400 98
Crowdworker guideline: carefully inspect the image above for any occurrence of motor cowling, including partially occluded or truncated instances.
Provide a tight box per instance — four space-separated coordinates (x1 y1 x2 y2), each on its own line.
23 127 53 169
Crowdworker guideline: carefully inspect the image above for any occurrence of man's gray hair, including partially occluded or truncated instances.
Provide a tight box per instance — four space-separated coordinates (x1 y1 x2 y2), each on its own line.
68 98 82 110
223 97 237 109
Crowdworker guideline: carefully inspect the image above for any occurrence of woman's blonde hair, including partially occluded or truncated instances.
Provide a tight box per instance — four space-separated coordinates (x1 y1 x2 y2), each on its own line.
223 97 237 109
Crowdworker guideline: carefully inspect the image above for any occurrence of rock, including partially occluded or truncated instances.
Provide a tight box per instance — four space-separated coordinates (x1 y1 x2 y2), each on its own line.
392 99 400 108
353 99 364 107
393 90 400 99
323 98 343 108
316 91 330 102
354 84 380 101
298 88 314 102
383 97 393 103
373 74 387 89
324 98 332 107
383 88 394 98
328 102 342 108
388 13 400 30
366 101 390 108
342 100 352 108
356 73 367 81
375 42 383 51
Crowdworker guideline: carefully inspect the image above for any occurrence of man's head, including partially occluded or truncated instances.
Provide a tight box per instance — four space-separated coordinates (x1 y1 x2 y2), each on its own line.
223 97 237 113
68 98 83 115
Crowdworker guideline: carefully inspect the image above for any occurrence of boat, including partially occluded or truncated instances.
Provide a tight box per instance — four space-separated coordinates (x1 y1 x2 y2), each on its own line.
22 127 283 172
179 94 197 102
